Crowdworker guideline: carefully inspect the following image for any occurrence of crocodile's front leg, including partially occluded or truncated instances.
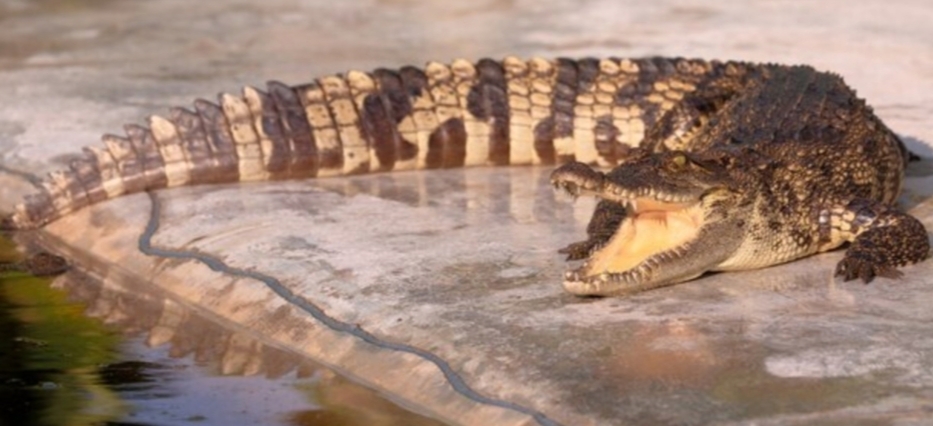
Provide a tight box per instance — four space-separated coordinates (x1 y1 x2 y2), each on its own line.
823 199 930 282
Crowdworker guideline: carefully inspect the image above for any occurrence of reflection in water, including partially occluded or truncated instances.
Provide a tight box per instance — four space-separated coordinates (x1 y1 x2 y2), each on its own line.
1 238 123 426
0 237 445 426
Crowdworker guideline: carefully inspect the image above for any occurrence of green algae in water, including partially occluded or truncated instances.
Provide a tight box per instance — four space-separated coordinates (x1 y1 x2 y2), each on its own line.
0 237 448 426
0 237 126 426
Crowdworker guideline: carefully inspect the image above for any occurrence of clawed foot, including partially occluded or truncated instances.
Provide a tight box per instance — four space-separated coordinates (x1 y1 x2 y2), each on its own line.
558 240 597 261
831 201 929 284
835 252 902 283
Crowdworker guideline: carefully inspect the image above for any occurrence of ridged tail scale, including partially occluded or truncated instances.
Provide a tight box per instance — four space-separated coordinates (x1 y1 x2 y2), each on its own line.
8 57 730 229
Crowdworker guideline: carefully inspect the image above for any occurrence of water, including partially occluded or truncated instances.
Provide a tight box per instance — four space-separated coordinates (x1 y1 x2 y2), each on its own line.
0 237 446 426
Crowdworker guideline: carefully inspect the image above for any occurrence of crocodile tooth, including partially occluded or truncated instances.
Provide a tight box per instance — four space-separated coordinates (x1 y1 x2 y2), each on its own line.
629 264 645 282
638 265 652 278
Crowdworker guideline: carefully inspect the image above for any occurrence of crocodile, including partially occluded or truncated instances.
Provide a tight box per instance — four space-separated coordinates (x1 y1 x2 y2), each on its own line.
3 57 929 296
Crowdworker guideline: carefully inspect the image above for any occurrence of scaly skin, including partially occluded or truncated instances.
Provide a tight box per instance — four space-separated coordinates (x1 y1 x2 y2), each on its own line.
551 64 929 295
3 57 928 296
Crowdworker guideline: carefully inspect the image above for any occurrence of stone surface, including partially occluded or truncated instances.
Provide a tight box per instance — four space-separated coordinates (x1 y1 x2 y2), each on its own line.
3 1 933 425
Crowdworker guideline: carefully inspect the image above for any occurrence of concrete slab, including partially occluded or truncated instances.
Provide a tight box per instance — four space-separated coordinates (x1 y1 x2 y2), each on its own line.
4 0 933 425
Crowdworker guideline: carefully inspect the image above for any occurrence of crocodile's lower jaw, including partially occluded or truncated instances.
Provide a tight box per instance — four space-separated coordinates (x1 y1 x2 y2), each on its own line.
563 203 705 296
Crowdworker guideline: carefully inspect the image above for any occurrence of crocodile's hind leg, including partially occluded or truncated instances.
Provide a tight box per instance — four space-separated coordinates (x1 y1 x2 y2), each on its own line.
824 199 930 282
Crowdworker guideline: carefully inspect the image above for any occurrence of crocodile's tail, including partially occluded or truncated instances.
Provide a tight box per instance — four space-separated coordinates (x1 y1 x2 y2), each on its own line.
7 56 731 229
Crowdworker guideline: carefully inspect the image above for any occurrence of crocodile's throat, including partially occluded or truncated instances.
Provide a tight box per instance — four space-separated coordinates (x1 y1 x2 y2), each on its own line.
564 198 705 293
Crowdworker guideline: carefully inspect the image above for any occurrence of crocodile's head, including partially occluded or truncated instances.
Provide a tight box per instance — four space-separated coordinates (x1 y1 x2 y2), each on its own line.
551 151 750 296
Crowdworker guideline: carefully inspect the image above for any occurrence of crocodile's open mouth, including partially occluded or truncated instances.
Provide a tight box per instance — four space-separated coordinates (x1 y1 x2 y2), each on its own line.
550 158 720 296
562 195 706 294
550 155 741 296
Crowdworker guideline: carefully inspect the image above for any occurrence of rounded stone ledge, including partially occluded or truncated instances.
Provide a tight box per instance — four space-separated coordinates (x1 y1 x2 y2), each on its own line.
29 187 550 426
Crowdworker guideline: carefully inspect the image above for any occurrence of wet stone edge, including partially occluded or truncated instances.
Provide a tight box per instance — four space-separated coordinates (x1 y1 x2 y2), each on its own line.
138 190 562 426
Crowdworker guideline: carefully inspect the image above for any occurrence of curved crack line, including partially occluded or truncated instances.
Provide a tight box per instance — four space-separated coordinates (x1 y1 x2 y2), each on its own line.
138 191 563 426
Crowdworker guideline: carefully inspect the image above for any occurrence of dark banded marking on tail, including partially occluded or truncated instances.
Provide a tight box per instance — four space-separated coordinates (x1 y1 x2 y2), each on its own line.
9 57 736 229
294 79 344 176
69 151 106 204
125 124 169 190
424 62 468 168
169 107 213 184
359 72 395 171
379 69 419 168
269 81 320 180
194 99 241 182
244 86 290 179
446 59 490 167
468 58 511 166
544 57 582 165
397 66 440 170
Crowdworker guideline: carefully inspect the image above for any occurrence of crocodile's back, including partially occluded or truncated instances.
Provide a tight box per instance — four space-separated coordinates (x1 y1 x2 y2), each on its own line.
699 65 907 207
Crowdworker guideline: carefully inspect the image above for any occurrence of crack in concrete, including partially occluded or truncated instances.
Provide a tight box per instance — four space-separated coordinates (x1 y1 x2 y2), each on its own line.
138 191 563 426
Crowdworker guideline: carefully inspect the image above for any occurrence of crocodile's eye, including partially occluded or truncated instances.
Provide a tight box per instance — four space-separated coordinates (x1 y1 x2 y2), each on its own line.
673 153 687 166
667 152 688 169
